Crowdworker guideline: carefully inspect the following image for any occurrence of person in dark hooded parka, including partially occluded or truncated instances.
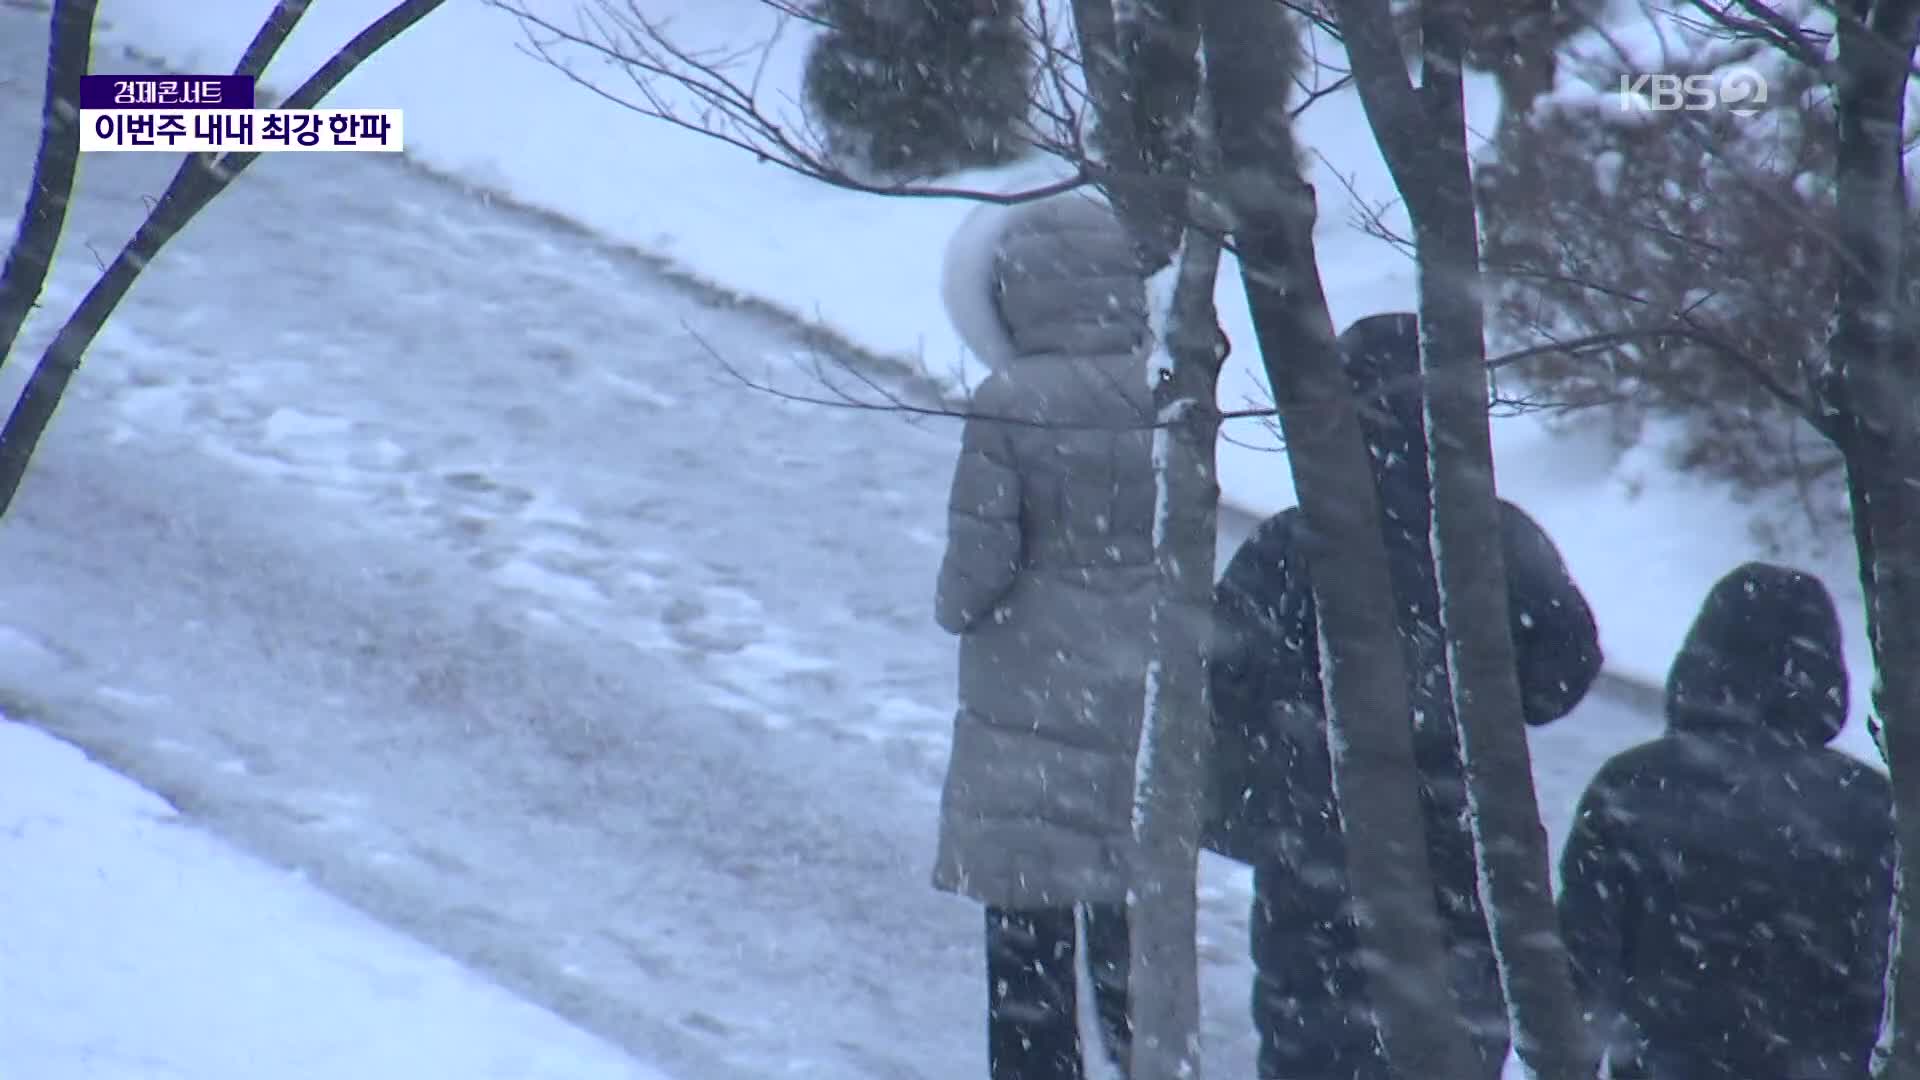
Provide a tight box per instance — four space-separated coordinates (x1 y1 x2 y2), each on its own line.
1204 311 1605 1080
932 194 1158 1080
1558 562 1895 1080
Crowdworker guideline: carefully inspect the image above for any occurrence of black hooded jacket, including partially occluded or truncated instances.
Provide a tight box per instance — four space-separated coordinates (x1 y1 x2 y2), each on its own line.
1558 562 1894 1080
1204 313 1605 1079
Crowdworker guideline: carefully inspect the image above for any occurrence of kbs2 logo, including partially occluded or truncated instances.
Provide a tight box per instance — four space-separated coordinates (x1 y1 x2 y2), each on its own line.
1616 67 1769 115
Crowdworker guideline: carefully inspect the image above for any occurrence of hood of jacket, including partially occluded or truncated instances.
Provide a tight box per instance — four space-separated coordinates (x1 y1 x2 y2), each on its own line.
1665 561 1849 746
1339 312 1442 634
1338 312 1466 768
1340 312 1430 502
940 194 1149 370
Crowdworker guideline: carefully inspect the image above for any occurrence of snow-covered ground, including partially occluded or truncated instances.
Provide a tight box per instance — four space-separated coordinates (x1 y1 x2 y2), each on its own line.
0 717 669 1080
86 0 1884 762
0 8 1663 1079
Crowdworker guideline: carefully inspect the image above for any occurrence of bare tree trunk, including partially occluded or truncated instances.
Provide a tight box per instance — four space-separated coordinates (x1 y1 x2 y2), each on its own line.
1114 0 1201 269
1072 0 1202 269
1852 445 1920 1080
1229 157 1486 1080
1419 212 1597 1080
1071 0 1132 170
1825 1 1920 1074
1321 0 1597 1069
0 0 98 368
1071 2 1216 1074
1130 225 1225 1080
1198 3 1484 1076
1397 2 1597 1077
1073 2 1221 1075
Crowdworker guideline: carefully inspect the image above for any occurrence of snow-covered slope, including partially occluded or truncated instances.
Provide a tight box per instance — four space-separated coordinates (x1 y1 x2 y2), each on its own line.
86 0 1882 762
0 717 668 1080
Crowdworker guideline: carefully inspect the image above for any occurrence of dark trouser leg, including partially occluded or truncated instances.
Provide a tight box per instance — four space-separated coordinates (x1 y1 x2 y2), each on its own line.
1250 865 1390 1080
987 906 1085 1080
1252 968 1390 1080
1082 902 1131 1079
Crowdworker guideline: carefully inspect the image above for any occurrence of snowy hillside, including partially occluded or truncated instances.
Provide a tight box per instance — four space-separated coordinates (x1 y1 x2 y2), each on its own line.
0 717 667 1080
88 0 1884 763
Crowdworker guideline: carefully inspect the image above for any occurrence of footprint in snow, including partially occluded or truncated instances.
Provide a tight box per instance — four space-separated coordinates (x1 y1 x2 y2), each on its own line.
659 587 766 655
524 341 582 379
490 555 611 609
439 468 536 514
723 640 843 700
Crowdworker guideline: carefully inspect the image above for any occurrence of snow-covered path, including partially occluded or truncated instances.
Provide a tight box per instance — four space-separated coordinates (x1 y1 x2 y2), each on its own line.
0 17 1660 1079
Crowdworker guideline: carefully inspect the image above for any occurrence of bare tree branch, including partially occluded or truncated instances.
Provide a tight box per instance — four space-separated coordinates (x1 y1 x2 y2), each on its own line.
1679 0 1832 69
232 0 316 82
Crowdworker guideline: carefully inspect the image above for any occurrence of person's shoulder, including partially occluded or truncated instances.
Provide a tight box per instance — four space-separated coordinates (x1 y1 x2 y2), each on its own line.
1568 743 1664 828
965 370 1030 427
1496 500 1589 591
1220 508 1308 598
1495 499 1558 546
1592 737 1680 788
971 369 1016 406
1809 746 1893 799
1251 506 1305 544
1233 507 1305 564
1495 497 1540 521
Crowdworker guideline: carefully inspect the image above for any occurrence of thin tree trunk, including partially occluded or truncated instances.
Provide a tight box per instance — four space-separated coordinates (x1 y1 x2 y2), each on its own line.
1198 3 1484 1075
1072 3 1216 1075
1826 1 1920 1074
1235 174 1486 1080
1071 0 1133 175
1072 0 1203 273
1854 447 1920 1080
1114 0 1202 269
1419 226 1597 1080
0 0 98 370
1074 2 1222 1075
1406 2 1597 1077
1130 225 1225 1080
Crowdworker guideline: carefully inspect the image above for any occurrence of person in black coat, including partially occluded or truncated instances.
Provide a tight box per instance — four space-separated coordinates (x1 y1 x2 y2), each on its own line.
1558 562 1895 1080
1205 311 1605 1080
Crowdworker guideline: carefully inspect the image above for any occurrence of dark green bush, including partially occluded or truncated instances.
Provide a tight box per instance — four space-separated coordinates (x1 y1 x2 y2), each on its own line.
803 0 1033 177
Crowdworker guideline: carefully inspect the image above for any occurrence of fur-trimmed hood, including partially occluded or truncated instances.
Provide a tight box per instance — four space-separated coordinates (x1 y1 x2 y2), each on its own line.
939 194 1148 370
